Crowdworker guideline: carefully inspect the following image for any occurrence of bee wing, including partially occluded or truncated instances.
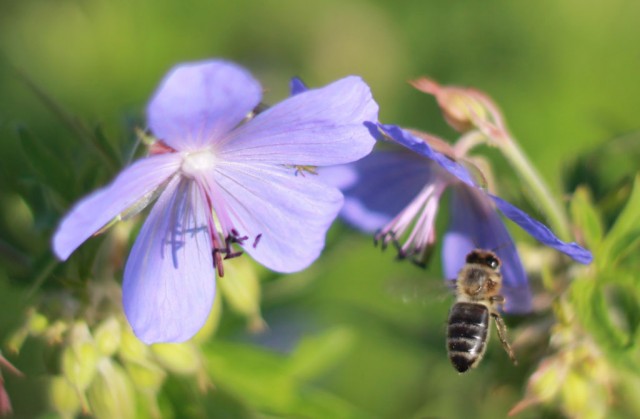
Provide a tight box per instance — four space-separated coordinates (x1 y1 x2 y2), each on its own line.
442 186 532 314
386 274 454 306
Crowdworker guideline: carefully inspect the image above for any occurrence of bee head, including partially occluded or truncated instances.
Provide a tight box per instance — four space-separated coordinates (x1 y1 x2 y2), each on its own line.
465 249 501 271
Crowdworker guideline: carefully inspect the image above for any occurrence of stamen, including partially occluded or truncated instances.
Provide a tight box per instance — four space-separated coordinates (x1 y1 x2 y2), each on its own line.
253 234 262 248
374 182 445 267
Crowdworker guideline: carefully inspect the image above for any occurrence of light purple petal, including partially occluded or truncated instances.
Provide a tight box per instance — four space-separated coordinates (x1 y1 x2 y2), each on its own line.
491 195 593 264
147 60 262 151
219 76 378 166
123 177 215 344
443 185 532 314
211 162 343 273
52 153 182 261
321 150 443 233
378 124 476 187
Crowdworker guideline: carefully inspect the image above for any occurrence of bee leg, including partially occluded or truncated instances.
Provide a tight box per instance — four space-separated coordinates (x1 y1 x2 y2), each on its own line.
491 312 518 365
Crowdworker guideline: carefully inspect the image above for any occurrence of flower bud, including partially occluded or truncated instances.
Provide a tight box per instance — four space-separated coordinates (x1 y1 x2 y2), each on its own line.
87 359 136 419
49 375 81 419
61 322 98 393
61 343 98 393
561 371 590 417
529 358 566 403
151 343 201 376
410 77 507 139
44 320 69 345
94 317 122 357
119 327 151 364
5 328 28 354
27 310 49 335
124 361 166 394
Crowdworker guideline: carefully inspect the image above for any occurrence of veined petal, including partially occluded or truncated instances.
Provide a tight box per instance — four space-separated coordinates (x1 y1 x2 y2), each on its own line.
378 124 476 187
147 60 262 151
211 162 343 273
219 76 378 165
491 195 593 264
443 186 532 314
123 177 215 344
52 153 182 261
321 150 441 233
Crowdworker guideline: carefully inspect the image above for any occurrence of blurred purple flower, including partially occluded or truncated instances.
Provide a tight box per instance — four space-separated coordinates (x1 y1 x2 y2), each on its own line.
53 60 378 343
324 124 592 313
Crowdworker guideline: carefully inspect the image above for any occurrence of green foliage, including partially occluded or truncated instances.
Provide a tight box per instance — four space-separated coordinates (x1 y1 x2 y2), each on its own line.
568 175 640 371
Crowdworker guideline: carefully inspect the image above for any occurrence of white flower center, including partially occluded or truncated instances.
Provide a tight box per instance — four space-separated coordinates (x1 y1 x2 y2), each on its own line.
181 149 216 178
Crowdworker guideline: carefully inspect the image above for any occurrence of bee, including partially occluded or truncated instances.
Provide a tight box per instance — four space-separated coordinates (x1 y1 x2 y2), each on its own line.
447 249 517 373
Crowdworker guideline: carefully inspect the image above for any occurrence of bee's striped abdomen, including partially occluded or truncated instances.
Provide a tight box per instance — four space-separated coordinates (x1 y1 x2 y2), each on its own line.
447 302 490 373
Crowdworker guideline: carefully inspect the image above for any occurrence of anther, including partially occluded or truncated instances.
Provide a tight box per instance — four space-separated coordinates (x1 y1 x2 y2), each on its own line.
253 234 262 249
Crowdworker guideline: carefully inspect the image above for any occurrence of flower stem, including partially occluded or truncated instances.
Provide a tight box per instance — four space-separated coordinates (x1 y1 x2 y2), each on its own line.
499 139 572 241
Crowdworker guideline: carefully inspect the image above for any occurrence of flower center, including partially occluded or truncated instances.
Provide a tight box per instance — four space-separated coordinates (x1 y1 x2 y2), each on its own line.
181 149 216 179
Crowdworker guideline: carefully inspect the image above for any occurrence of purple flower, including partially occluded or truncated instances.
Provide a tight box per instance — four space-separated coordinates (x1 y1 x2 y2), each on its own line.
53 60 378 343
324 124 592 313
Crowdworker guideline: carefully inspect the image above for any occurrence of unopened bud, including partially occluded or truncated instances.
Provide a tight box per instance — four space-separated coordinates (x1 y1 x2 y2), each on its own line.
87 359 136 419
151 343 200 375
410 77 507 139
5 328 28 354
43 320 69 345
68 321 92 344
561 371 590 417
124 361 166 394
530 358 565 403
94 317 122 357
61 343 98 392
119 328 151 364
49 375 81 418
27 310 48 335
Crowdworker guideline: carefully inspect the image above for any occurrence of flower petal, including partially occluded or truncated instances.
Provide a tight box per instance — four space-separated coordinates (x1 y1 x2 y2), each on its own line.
321 150 441 233
289 77 307 95
52 153 182 260
123 177 215 343
147 60 262 151
378 124 477 187
219 76 378 165
211 162 343 273
491 195 593 264
442 186 532 314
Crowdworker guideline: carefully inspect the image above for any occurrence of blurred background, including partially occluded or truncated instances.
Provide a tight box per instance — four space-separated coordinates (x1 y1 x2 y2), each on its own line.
0 0 639 418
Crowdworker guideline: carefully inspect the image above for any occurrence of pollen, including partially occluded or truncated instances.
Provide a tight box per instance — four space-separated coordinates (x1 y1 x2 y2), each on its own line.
181 149 216 179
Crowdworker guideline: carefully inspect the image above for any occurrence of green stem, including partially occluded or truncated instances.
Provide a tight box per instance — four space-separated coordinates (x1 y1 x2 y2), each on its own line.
499 139 572 241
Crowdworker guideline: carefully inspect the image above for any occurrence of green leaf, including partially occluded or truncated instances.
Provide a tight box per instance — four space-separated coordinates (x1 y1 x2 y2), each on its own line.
599 173 640 270
570 276 628 351
569 186 603 252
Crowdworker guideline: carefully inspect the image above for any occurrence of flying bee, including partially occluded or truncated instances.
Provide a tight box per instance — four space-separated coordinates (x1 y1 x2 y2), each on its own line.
447 249 517 373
